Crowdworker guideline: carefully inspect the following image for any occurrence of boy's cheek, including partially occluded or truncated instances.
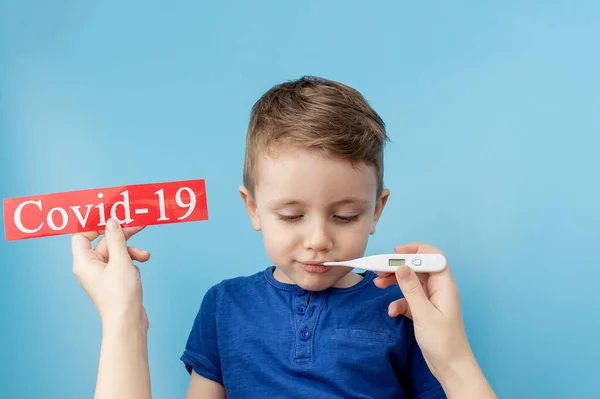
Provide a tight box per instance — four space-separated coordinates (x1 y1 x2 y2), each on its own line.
261 221 295 251
336 224 371 254
262 238 293 267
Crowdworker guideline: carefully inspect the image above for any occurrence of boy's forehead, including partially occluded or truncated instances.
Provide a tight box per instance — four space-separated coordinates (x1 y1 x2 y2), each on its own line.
254 149 377 201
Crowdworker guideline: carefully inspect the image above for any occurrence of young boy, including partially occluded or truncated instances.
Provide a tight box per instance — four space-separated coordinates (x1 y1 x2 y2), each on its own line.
181 76 446 398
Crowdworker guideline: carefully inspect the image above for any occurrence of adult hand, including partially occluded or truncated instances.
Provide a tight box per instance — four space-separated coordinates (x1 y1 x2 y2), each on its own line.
373 243 471 381
71 218 150 330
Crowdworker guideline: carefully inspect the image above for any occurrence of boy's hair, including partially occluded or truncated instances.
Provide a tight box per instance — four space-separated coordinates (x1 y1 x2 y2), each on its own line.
243 76 389 197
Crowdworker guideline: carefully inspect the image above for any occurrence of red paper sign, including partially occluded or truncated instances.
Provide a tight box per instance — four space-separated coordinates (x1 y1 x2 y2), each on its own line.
3 179 208 241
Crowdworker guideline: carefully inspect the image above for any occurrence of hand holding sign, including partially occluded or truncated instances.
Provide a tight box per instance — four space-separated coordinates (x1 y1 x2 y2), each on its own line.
3 178 209 333
72 218 150 330
3 179 209 332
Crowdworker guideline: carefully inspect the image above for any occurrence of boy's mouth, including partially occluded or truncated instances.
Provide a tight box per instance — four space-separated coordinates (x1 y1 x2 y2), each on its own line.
298 261 329 273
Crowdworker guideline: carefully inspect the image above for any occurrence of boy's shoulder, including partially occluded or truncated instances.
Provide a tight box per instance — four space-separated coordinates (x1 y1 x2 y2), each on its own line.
201 267 270 303
210 267 267 290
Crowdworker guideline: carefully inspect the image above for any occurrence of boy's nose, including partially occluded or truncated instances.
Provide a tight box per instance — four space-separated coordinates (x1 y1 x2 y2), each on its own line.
303 224 333 253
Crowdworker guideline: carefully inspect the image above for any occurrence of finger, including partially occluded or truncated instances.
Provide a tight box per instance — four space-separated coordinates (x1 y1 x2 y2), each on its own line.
374 270 427 288
80 230 102 242
428 266 460 314
71 234 105 280
394 242 443 255
375 270 430 298
375 271 426 288
73 230 106 260
72 233 92 256
71 232 101 264
104 219 132 266
128 246 151 263
393 242 421 254
395 265 434 318
94 225 146 258
373 274 400 289
388 298 412 319
417 272 430 298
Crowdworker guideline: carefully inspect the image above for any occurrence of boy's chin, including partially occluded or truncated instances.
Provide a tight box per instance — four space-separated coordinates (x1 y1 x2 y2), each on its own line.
296 278 334 292
273 265 353 291
294 270 351 291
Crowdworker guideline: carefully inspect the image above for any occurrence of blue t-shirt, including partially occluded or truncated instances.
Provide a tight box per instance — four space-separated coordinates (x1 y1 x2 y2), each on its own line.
181 266 446 398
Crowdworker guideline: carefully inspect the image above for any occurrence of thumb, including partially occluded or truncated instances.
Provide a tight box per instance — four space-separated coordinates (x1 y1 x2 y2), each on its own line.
395 266 433 319
104 218 132 266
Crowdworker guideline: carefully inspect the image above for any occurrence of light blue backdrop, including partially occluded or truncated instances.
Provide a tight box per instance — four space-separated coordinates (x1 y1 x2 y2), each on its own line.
1 1 598 398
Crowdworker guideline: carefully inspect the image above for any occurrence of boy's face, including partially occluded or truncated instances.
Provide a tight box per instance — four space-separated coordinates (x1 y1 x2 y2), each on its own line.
240 149 389 291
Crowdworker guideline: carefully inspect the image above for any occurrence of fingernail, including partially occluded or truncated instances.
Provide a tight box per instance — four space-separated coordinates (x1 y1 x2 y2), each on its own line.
396 266 410 280
106 219 118 231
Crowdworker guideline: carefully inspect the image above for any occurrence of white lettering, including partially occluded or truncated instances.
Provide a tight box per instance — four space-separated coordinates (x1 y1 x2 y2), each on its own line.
96 204 106 226
47 207 68 230
176 187 196 220
14 200 44 233
110 190 133 224
154 188 169 221
69 204 93 227
12 189 146 235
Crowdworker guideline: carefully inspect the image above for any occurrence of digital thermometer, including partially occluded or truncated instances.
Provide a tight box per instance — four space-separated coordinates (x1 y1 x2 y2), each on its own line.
322 254 447 273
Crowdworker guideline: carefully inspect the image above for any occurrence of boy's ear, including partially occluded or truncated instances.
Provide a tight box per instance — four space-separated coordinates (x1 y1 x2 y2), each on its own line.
239 185 261 231
370 188 390 235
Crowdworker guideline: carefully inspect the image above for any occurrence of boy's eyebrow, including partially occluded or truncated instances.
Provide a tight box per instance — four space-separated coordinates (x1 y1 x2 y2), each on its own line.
268 197 370 207
330 197 370 206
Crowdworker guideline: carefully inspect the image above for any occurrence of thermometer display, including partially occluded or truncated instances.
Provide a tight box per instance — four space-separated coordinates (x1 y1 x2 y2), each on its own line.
388 258 406 266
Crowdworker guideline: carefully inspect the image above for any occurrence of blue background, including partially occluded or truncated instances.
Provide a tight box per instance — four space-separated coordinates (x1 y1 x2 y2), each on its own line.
1 1 599 398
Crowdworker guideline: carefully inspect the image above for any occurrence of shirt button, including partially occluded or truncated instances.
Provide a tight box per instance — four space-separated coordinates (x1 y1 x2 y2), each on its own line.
295 304 306 315
299 328 311 340
294 287 306 296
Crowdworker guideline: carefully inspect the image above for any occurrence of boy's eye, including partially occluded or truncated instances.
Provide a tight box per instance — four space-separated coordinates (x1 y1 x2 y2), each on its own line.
278 214 303 222
277 214 360 223
334 214 360 223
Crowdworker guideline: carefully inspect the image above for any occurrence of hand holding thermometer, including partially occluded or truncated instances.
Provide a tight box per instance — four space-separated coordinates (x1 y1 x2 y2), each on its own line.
322 254 447 273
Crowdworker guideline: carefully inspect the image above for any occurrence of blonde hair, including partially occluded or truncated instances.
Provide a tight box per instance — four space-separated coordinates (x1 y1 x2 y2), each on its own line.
243 76 389 195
